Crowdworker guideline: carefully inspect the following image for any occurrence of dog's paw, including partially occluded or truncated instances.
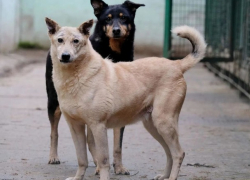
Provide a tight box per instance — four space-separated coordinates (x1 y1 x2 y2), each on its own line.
65 177 81 180
95 167 100 175
48 157 60 164
153 174 168 180
114 165 130 175
65 177 74 180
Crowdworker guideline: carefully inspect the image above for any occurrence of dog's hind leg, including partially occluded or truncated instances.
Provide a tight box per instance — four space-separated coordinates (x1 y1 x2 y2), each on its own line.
48 104 61 164
65 117 88 180
155 118 185 180
90 124 110 180
152 90 186 180
46 52 61 164
142 118 172 180
113 127 130 175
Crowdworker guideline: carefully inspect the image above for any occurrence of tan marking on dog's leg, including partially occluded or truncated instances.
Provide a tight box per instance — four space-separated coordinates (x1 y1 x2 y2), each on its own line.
90 124 110 180
65 116 88 180
113 128 130 175
49 106 61 164
87 126 100 175
143 119 172 180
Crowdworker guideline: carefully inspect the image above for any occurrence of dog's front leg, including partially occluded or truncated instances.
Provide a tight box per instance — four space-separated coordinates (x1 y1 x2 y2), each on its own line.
87 126 100 175
113 127 130 175
90 123 110 180
65 117 88 180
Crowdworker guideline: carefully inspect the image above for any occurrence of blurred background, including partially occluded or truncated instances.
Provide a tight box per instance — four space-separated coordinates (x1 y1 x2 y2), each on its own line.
0 0 165 55
0 0 249 98
1 1 250 180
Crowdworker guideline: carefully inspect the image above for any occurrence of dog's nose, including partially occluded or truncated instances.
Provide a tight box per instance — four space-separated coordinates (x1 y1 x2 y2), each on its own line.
61 53 71 62
113 28 121 36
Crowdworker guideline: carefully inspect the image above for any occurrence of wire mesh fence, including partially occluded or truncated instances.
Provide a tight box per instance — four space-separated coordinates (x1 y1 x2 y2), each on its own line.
166 0 250 99
171 0 205 57
205 0 232 59
205 0 250 99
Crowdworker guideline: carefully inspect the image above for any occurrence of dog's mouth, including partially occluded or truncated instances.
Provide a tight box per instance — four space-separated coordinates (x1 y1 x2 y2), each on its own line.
112 35 122 39
60 59 71 63
106 34 123 39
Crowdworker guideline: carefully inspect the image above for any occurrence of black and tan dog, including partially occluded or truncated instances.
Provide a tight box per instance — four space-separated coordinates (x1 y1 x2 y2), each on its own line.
45 0 144 175
45 17 206 180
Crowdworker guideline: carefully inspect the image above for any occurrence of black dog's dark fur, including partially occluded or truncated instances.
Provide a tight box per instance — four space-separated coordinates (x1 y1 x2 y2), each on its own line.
45 0 144 166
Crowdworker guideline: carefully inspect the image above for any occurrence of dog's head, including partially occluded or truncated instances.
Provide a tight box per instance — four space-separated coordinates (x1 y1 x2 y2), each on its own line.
91 0 145 39
45 17 93 64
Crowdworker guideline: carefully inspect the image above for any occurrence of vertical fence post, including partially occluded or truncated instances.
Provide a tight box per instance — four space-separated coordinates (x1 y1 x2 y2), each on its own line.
204 0 209 48
163 0 172 58
230 0 235 61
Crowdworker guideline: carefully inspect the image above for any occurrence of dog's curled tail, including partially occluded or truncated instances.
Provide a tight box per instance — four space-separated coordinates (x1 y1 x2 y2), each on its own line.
172 26 207 73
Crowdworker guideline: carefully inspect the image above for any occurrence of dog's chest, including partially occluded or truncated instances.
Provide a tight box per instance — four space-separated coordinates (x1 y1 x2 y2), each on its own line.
54 75 83 107
54 76 80 97
56 86 91 122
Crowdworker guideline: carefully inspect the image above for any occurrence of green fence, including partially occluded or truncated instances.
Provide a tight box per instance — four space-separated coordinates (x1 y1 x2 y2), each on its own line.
164 0 250 99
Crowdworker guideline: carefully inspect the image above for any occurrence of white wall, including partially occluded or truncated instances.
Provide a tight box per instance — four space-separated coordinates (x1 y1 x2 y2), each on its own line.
0 0 20 53
19 0 165 55
0 0 165 55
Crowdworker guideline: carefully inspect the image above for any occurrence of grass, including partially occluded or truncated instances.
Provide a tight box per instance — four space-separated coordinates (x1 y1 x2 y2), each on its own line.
18 41 43 49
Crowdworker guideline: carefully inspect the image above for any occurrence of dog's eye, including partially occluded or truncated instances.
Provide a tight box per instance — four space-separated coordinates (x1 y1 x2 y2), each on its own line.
73 39 79 44
58 38 63 43
106 17 112 23
120 16 126 21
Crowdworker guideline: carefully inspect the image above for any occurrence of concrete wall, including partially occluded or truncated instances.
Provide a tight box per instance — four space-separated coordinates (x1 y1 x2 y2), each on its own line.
19 0 94 48
0 0 20 53
19 0 165 55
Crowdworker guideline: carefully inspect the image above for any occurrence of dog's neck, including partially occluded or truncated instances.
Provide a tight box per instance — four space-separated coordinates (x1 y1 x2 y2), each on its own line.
109 38 125 53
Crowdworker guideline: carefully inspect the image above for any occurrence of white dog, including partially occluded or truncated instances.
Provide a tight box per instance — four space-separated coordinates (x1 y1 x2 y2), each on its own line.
45 17 206 180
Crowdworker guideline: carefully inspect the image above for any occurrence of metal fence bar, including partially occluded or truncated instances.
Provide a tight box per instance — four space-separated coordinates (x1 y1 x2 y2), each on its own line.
163 0 172 58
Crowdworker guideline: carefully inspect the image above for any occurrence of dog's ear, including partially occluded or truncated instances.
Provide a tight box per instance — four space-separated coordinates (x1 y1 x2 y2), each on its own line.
79 19 94 36
90 0 108 18
122 0 145 14
45 17 60 34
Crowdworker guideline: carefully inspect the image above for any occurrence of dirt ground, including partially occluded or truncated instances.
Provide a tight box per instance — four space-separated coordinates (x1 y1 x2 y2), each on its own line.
0 50 250 180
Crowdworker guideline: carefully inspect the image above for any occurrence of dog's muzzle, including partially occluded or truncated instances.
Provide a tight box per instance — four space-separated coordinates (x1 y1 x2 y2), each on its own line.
60 53 71 63
112 27 121 38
